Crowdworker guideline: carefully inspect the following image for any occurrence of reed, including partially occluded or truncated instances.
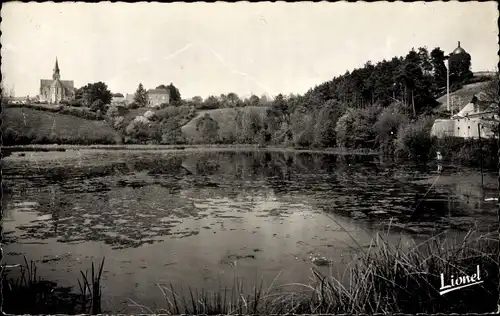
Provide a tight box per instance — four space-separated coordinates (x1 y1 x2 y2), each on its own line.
1 256 106 314
153 226 498 314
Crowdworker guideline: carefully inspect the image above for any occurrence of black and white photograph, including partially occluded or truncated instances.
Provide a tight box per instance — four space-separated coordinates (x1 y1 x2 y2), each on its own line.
1 1 499 314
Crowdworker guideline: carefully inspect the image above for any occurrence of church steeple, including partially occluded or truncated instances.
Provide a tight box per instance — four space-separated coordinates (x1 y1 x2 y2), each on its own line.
53 57 60 80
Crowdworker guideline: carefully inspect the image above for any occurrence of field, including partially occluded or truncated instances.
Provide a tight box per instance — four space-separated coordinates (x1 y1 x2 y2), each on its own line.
2 107 121 145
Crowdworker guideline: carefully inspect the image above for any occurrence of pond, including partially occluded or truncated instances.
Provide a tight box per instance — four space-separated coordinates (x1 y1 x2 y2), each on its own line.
2 149 498 313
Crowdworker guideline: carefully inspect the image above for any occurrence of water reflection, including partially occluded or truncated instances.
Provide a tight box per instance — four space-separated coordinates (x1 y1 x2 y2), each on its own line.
3 150 496 249
2 149 497 312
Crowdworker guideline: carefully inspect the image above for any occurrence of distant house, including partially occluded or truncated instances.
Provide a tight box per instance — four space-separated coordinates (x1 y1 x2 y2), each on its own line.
431 94 498 139
147 88 170 107
111 95 126 104
125 94 135 104
39 58 75 104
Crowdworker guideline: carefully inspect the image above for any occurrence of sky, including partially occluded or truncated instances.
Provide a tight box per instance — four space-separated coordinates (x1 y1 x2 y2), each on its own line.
1 2 498 99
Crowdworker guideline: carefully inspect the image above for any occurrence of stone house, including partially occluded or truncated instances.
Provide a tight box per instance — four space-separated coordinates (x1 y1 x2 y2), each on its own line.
147 88 170 107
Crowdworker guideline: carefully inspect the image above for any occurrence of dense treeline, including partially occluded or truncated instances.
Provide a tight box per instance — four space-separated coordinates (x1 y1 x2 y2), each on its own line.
3 43 496 167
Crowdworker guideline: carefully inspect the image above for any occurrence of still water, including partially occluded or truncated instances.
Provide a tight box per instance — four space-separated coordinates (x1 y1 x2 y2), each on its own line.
2 149 497 313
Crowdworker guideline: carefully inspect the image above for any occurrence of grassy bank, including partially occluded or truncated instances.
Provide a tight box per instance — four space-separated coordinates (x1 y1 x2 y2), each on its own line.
155 227 498 314
1 107 121 145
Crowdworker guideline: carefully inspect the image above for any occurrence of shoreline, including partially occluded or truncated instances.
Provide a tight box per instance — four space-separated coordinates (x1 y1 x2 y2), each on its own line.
1 144 380 155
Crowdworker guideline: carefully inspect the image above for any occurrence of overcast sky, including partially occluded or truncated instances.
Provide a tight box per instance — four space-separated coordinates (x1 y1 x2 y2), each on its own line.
2 2 498 99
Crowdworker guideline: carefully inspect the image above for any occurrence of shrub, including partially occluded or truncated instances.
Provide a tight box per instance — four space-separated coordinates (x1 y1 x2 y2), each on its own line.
125 119 161 144
69 99 84 107
336 105 382 148
127 102 139 109
90 100 107 113
160 117 186 144
433 136 498 169
106 105 120 118
394 116 435 161
59 107 104 121
196 113 220 143
374 105 410 154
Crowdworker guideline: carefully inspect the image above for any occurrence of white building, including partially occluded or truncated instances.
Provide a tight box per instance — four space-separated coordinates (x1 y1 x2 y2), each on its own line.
431 94 498 139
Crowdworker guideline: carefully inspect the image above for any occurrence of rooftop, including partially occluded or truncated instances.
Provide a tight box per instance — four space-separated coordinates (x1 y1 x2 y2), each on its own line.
147 88 169 95
452 41 467 55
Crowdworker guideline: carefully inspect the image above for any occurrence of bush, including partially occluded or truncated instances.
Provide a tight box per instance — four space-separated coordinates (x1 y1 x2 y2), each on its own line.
90 100 107 113
59 107 104 121
125 119 161 144
69 99 84 107
160 117 186 145
335 105 382 149
127 102 139 109
196 113 220 144
433 136 498 169
374 105 410 154
394 116 435 161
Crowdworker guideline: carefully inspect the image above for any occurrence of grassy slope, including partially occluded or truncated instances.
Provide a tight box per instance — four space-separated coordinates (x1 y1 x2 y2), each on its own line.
2 107 121 144
181 106 269 141
434 80 492 113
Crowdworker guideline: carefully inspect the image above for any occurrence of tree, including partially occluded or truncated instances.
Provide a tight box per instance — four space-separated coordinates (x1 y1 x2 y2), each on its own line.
191 96 203 105
448 50 473 88
290 105 315 147
203 96 220 109
236 110 262 143
430 47 447 95
272 93 289 123
417 47 433 75
76 82 112 107
161 117 185 144
134 83 148 107
335 106 382 148
227 92 240 107
314 99 343 147
259 94 270 106
167 83 181 103
113 93 124 97
374 104 410 154
249 95 260 106
196 113 220 143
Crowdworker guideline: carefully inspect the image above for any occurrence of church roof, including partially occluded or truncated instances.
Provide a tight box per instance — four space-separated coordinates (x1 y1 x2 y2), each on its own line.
147 88 169 95
40 79 74 90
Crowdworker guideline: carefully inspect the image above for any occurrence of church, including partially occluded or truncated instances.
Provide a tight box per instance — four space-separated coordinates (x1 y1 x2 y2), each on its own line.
39 58 75 104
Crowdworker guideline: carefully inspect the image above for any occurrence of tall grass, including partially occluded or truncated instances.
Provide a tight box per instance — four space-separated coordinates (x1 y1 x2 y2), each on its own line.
152 225 498 315
78 257 105 314
1 256 105 314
